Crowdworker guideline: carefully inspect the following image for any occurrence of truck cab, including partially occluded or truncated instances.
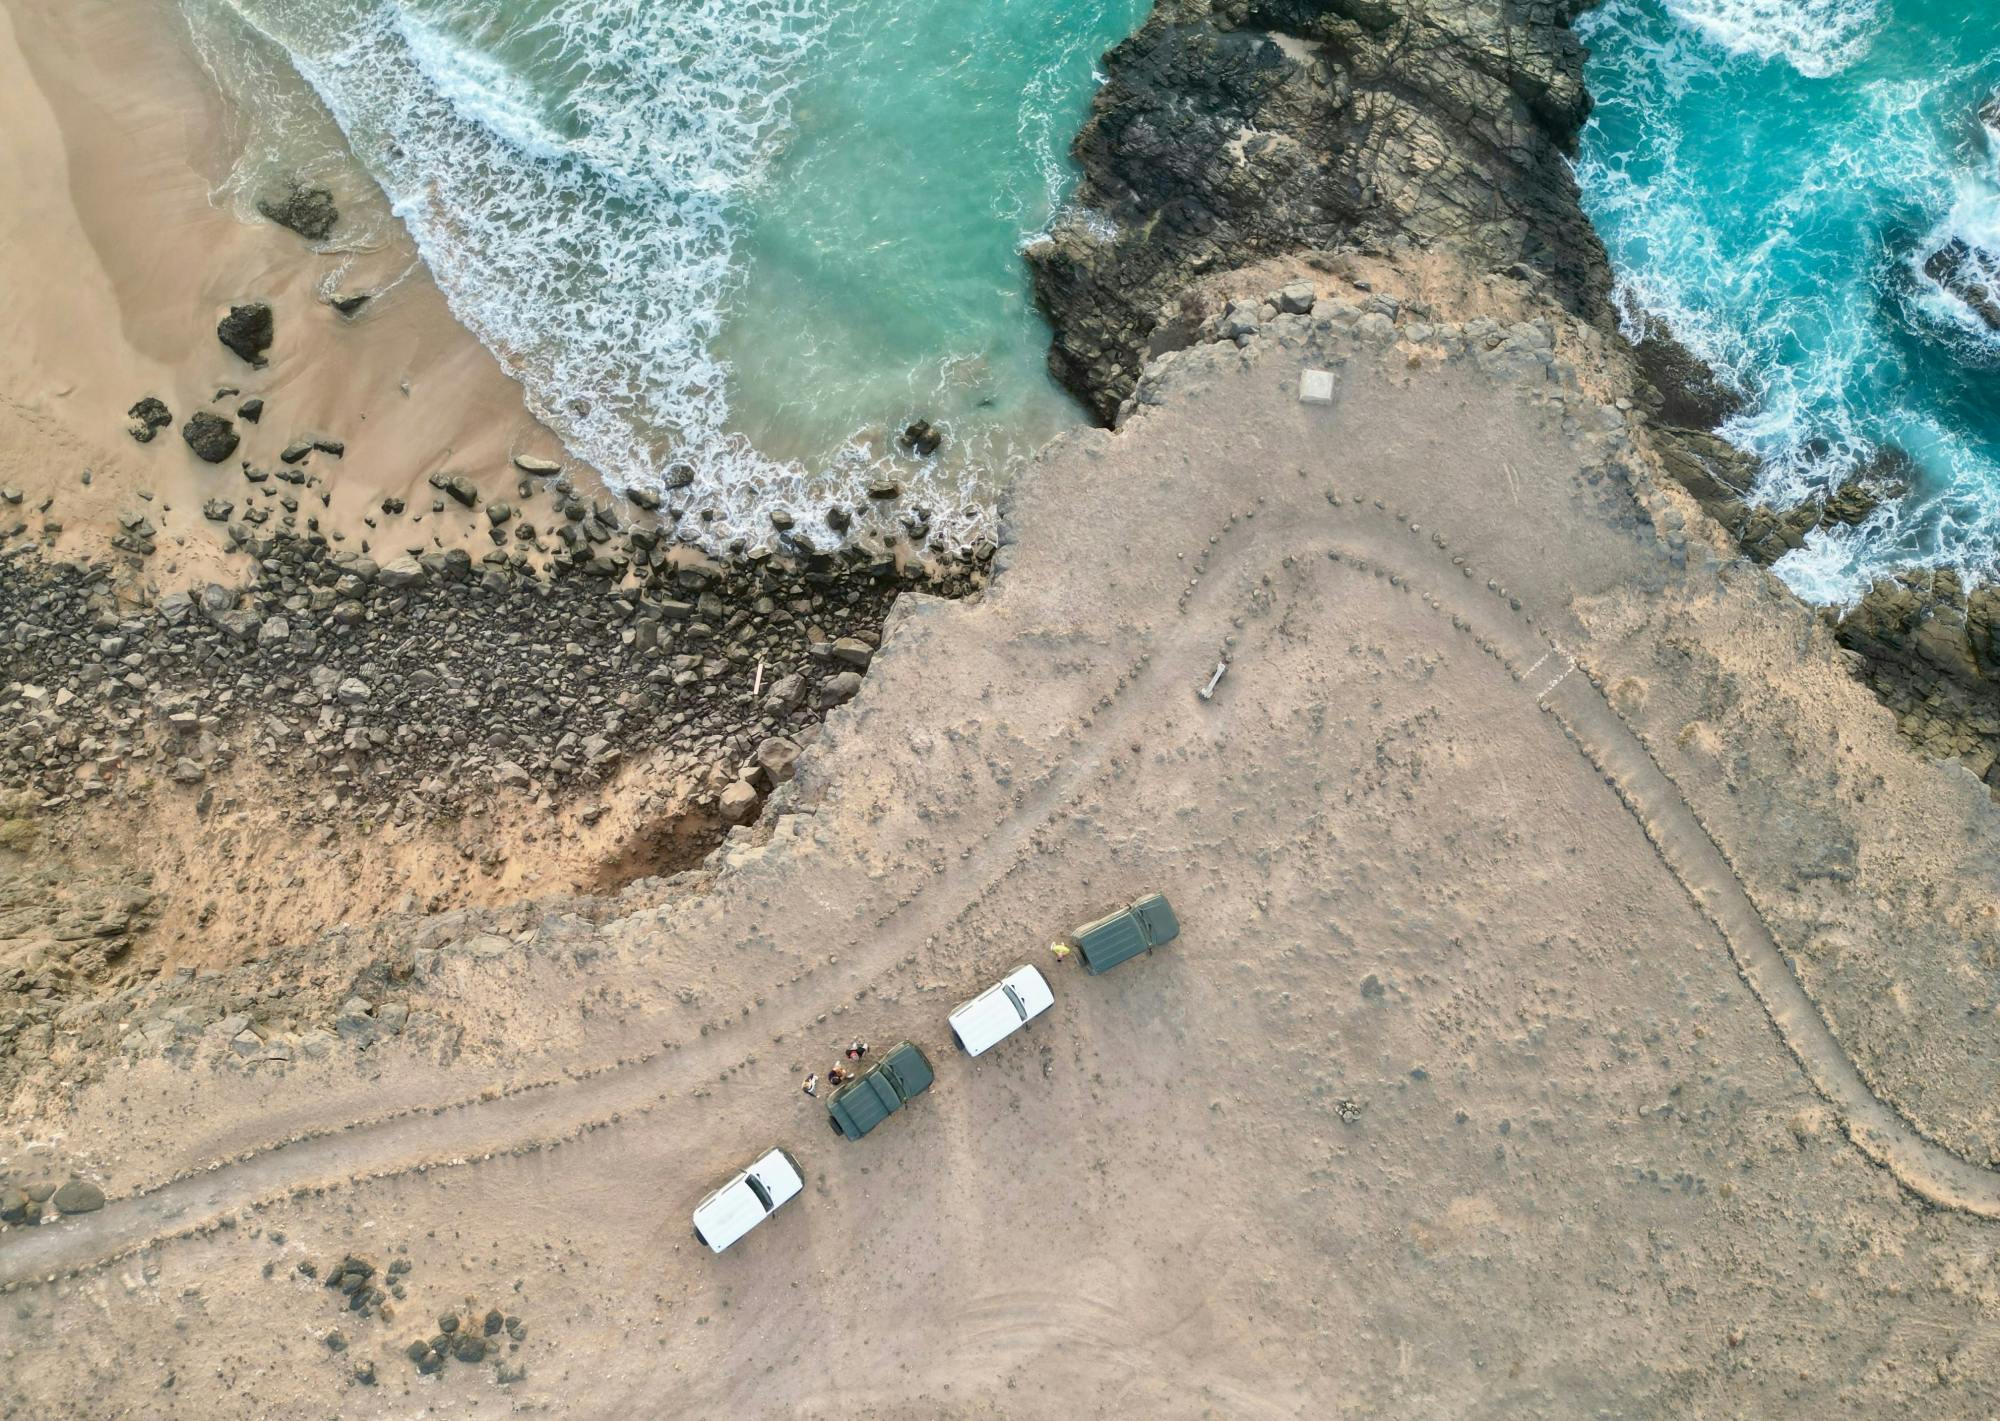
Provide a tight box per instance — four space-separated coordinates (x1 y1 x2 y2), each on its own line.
826 1041 934 1140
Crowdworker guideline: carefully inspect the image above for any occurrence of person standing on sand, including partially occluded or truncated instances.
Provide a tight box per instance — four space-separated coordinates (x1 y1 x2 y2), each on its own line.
845 1041 868 1061
827 1067 849 1088
801 1073 818 1098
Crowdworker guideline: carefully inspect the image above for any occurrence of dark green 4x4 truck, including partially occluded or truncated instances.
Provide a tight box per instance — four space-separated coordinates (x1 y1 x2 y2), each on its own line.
826 1041 934 1141
1070 892 1180 974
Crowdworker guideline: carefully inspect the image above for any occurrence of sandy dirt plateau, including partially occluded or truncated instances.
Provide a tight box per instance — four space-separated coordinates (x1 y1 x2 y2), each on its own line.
6 293 2000 1418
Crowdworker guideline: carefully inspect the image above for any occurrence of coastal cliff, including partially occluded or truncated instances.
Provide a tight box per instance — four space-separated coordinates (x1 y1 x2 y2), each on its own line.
1030 0 2000 794
1025 0 1612 424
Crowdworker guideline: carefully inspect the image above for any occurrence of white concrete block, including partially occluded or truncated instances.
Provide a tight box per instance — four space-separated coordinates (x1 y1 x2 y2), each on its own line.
1299 369 1335 405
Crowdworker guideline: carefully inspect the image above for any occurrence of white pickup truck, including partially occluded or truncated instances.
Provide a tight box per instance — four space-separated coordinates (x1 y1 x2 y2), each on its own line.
692 1148 803 1254
948 964 1054 1056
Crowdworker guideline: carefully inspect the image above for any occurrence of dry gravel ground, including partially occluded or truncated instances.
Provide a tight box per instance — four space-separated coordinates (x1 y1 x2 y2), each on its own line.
7 295 2000 1418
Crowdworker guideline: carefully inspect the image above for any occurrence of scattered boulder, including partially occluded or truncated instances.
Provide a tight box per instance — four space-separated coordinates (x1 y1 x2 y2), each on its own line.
0 1185 32 1224
330 291 372 317
218 303 274 366
376 555 427 589
182 412 240 463
899 419 943 457
755 736 801 782
50 1180 105 1215
817 670 863 708
126 396 173 443
257 181 339 242
237 397 265 424
718 780 760 824
513 455 562 475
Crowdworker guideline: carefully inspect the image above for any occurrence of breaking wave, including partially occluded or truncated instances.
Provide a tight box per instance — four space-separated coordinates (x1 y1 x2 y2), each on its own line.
1577 0 2000 604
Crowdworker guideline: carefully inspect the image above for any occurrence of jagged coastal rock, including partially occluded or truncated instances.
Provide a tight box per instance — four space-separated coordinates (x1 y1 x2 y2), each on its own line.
217 302 274 366
1923 238 2000 331
1027 0 1611 423
125 396 172 443
180 411 239 463
256 181 339 242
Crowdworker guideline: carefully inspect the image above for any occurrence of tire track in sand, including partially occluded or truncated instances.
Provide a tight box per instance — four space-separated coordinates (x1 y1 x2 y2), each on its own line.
1317 498 2000 1219
9 491 1998 1287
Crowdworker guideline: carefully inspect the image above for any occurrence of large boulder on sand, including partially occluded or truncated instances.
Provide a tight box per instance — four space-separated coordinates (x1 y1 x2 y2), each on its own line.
218 303 274 366
181 412 239 463
257 181 338 242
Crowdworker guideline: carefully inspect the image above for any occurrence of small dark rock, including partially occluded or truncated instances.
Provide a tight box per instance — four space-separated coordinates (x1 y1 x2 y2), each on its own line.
127 396 173 443
237 398 264 424
899 420 943 457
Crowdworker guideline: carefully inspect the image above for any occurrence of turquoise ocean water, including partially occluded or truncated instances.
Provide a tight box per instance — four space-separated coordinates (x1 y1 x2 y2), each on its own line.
176 0 1148 550
1577 0 2000 602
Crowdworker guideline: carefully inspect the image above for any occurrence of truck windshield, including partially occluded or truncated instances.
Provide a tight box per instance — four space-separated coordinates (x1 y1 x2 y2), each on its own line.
745 1175 774 1213
1002 985 1027 1021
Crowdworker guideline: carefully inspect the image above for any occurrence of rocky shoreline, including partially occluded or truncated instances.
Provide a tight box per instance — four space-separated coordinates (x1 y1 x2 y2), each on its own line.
1028 0 2000 796
0 526 985 1104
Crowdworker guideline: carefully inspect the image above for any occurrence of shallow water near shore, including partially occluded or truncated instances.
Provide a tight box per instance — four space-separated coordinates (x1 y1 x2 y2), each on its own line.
175 0 1146 551
1577 0 2000 603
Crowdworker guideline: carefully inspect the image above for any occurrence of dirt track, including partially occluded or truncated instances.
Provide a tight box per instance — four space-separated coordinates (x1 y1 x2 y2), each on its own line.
10 302 2000 1417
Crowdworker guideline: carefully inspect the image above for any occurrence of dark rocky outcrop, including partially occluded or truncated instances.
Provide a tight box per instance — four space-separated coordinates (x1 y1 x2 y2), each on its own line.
1922 238 2000 331
1028 0 1612 422
899 420 943 457
126 396 172 444
218 303 274 366
256 182 339 242
1627 313 1745 429
181 412 240 463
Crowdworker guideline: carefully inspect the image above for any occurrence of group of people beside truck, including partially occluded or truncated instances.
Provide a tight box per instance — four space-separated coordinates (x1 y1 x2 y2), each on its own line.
693 893 1181 1253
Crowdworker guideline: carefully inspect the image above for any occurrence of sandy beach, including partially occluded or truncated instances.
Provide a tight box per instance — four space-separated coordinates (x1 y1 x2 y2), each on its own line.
6 1 2000 1417
0 0 587 585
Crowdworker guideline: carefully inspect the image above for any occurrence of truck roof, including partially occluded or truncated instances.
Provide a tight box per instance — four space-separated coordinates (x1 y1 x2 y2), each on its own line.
827 1041 933 1140
1073 892 1180 974
692 1148 802 1253
949 965 1055 1055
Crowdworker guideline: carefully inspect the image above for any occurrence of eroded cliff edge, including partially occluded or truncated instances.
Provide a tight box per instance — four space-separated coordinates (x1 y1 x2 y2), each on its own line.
1028 0 2000 793
1025 0 1613 425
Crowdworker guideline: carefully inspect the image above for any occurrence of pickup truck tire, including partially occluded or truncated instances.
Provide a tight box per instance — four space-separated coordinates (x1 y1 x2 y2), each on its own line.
692 1226 707 1247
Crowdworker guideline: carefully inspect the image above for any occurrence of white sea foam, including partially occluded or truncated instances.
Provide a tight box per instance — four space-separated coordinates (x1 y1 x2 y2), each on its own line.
185 0 999 555
1576 0 2000 605
1660 0 1880 78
